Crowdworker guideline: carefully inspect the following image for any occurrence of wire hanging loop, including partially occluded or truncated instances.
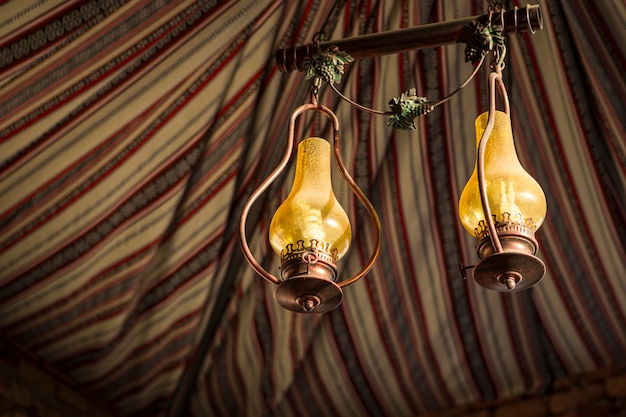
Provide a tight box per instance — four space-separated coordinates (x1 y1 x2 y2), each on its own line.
488 3 507 69
310 75 322 105
476 53 510 255
239 103 381 287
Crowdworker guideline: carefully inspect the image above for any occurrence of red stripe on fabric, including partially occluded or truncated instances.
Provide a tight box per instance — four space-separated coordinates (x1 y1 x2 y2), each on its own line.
87 308 200 386
0 96 168 225
0 0 238 197
4 238 159 332
501 296 531 388
1 3 200 148
0 0 89 49
0 33 251 254
523 28 607 366
1 0 160 126
342 0 350 37
44 232 224 363
542 23 626 356
109 327 200 402
290 0 315 44
396 136 455 407
584 2 626 71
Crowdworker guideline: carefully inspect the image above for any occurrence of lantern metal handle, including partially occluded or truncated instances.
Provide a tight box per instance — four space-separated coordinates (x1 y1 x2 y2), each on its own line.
476 66 510 255
239 102 381 287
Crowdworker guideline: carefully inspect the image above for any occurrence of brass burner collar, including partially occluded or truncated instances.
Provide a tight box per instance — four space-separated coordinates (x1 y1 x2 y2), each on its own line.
476 223 538 260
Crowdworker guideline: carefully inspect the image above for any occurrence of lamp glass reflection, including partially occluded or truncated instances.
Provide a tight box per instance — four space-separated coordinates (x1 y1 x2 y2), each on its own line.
459 111 546 238
269 137 351 260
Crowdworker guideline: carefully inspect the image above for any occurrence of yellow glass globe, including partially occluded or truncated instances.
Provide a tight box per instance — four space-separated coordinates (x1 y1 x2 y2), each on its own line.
459 111 546 238
269 137 352 259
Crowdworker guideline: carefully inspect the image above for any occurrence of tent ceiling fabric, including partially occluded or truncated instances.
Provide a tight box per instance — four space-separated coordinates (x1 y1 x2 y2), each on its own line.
1 0 625 416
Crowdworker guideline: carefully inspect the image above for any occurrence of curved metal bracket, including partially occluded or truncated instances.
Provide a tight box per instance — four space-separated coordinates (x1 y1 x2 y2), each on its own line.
330 113 382 288
239 103 381 288
239 104 312 285
476 68 510 255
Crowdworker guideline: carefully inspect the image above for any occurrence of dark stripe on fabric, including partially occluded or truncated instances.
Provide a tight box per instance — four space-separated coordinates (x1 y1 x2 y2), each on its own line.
347 27 444 410
422 43 497 401
528 2 618 364
0 0 225 173
275 345 329 417
557 2 626 318
254 288 275 415
0 147 202 299
528 291 568 379
0 18 253 254
170 1 325 414
501 295 534 390
104 321 198 400
5 237 156 332
0 0 124 71
0 0 176 121
376 143 445 410
56 230 224 370
329 309 385 417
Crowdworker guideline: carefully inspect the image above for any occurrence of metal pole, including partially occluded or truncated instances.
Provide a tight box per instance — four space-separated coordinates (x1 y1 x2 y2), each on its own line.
276 5 542 73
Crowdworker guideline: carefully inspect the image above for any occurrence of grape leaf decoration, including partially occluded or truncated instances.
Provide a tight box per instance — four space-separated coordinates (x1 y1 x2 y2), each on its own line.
302 47 354 85
387 89 433 130
459 20 506 64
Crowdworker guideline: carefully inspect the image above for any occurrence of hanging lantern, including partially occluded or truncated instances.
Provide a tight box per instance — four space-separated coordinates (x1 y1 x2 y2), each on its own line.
459 72 547 291
240 102 381 313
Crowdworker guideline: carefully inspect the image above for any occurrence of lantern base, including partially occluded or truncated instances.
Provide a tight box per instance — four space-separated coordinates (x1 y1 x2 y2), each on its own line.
473 252 546 291
473 229 545 291
275 277 343 313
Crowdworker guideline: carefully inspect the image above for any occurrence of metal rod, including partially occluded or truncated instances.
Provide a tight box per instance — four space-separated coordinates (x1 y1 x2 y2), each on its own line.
276 5 542 73
330 107 382 289
477 70 508 255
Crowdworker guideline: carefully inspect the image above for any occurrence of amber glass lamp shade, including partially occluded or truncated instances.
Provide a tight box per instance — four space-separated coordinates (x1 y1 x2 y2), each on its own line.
459 110 547 291
270 136 351 261
459 111 546 238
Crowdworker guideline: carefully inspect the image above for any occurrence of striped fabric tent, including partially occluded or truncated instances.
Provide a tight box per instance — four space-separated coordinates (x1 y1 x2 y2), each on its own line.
1 1 624 416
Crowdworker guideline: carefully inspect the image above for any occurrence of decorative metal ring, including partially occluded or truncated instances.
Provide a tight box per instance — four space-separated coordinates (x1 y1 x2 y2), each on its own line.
302 251 319 264
527 6 536 34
